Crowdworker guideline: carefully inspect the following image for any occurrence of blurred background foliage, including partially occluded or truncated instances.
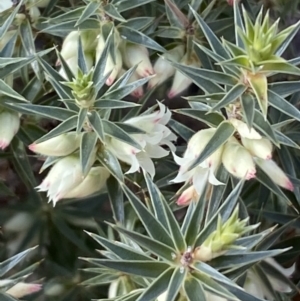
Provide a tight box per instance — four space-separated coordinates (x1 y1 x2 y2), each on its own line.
1 0 300 300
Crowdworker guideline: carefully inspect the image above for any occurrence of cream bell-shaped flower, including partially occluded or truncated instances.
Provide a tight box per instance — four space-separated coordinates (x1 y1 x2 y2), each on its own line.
118 68 143 98
222 137 256 180
171 128 224 197
168 52 200 98
241 136 273 160
244 258 295 300
6 283 42 299
121 42 154 78
0 110 20 149
63 166 110 199
36 155 84 206
106 102 176 178
148 45 185 89
29 132 81 157
229 118 262 139
254 158 294 191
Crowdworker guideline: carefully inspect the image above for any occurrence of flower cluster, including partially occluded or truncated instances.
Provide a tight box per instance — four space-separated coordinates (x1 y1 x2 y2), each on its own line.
173 119 293 205
106 102 176 178
58 29 199 98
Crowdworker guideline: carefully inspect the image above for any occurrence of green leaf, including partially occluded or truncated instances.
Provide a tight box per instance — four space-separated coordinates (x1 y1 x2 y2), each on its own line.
113 0 155 12
107 176 124 224
275 130 300 149
166 268 186 301
0 246 37 277
81 258 168 278
164 0 189 29
117 26 165 52
253 110 278 146
93 29 113 94
0 79 27 102
75 2 100 26
196 179 244 246
260 60 300 75
268 90 300 122
241 94 255 129
102 120 142 150
80 132 97 176
168 119 195 142
190 6 230 59
88 111 105 143
80 274 117 286
169 61 223 94
210 83 247 112
121 185 175 247
104 76 151 100
35 116 78 143
0 293 18 301
125 17 154 31
184 276 206 301
77 108 88 133
104 3 126 22
87 232 151 260
269 81 300 97
0 0 25 39
97 149 124 182
5 103 76 121
192 273 237 300
188 121 235 171
137 268 173 301
175 109 224 128
233 0 244 48
94 99 139 109
211 249 288 269
113 226 176 261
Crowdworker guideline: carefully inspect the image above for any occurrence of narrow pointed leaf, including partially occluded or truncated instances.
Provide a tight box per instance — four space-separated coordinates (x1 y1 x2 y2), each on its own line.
241 94 255 129
88 111 105 142
80 132 97 176
184 276 206 301
76 2 100 26
121 185 175 248
211 83 247 112
107 176 124 224
166 268 186 301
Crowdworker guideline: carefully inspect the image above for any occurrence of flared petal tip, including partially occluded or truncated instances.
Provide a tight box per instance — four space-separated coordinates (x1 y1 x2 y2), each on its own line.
0 140 9 150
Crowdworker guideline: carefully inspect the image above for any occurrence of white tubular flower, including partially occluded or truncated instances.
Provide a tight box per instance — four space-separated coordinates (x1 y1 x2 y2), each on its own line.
118 68 143 98
148 45 185 89
63 166 110 199
254 158 294 191
29 132 81 157
59 53 93 79
244 258 295 300
168 52 200 98
241 136 273 160
6 283 42 299
171 128 224 197
222 138 256 180
107 102 176 178
0 110 20 150
36 155 84 206
96 34 122 86
121 42 154 78
229 118 262 139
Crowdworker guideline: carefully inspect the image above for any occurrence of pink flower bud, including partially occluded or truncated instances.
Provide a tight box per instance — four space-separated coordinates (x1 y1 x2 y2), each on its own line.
254 158 294 191
6 283 42 298
63 166 110 199
168 53 200 98
230 119 262 139
222 138 256 180
241 137 273 160
148 45 185 89
177 186 199 206
0 110 20 149
118 69 143 98
29 132 81 157
121 42 154 78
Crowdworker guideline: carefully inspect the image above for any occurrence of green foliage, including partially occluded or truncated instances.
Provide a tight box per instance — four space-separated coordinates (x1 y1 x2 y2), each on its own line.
1 0 300 301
